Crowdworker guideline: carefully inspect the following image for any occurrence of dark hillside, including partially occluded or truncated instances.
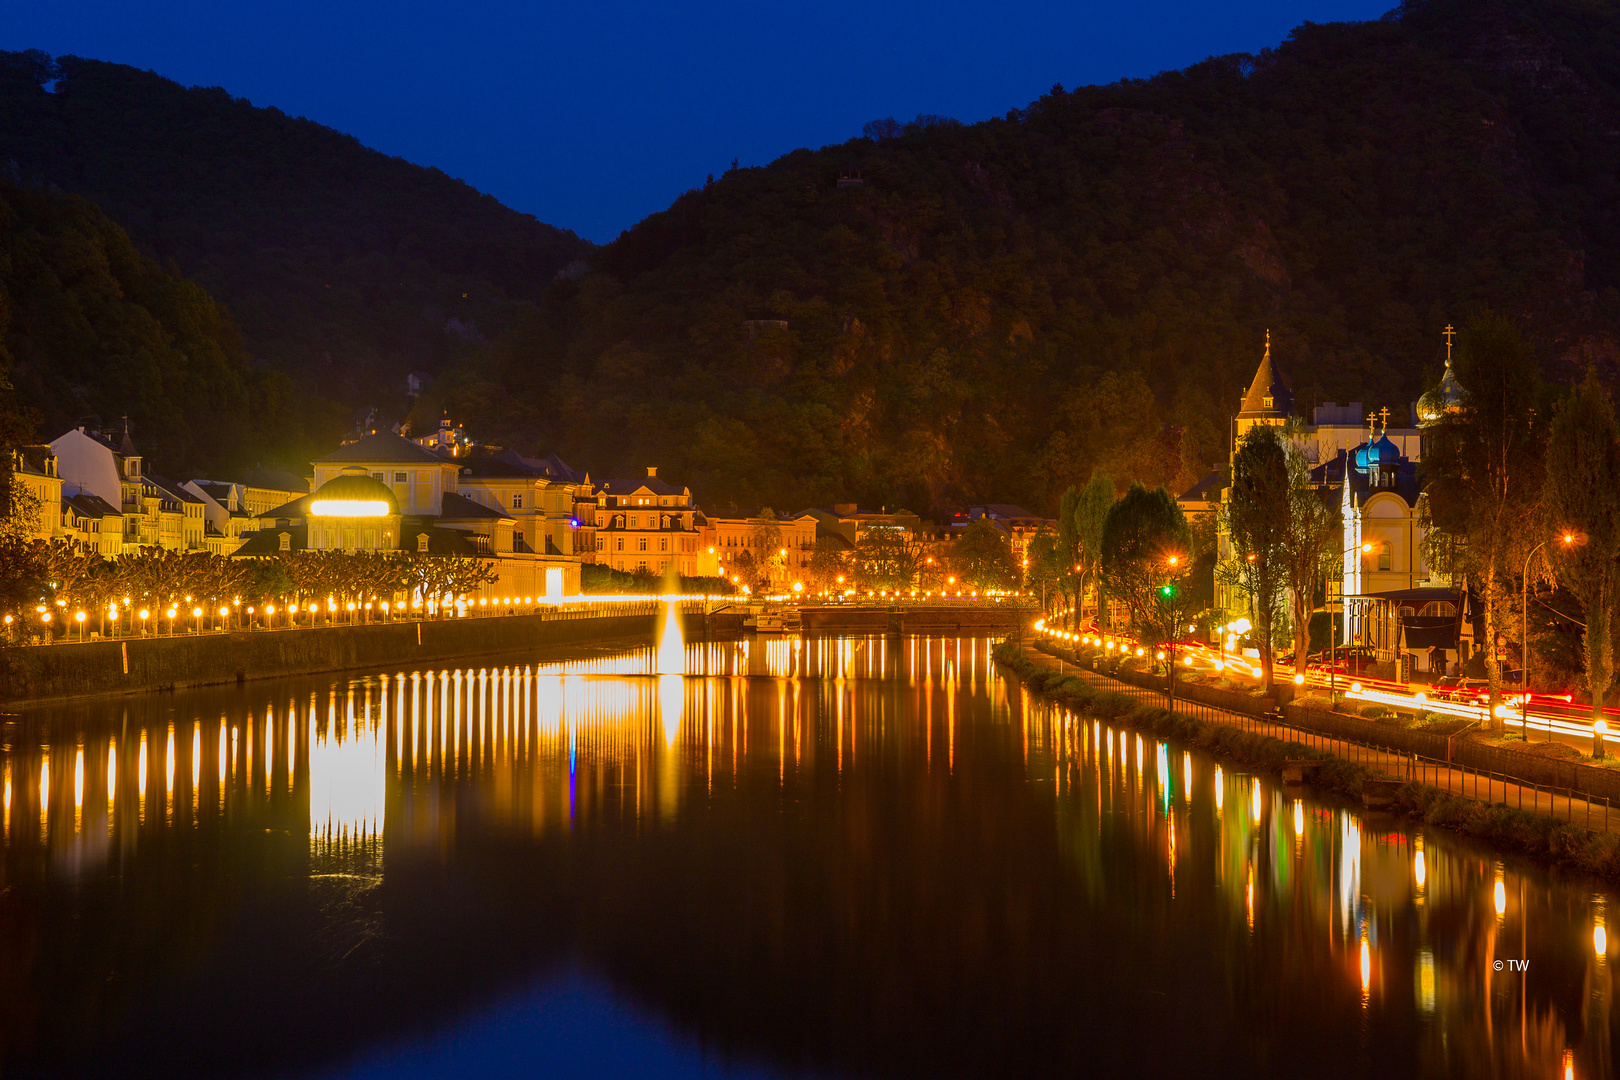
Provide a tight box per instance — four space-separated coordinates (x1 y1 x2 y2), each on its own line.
0 52 590 409
422 0 1620 515
0 180 338 475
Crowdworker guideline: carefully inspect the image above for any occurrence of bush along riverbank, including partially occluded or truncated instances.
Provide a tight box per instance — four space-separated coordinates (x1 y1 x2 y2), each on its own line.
993 642 1620 881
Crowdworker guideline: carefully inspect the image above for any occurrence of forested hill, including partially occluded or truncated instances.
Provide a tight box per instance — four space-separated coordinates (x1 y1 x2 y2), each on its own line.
0 50 590 412
0 180 339 476
418 0 1620 517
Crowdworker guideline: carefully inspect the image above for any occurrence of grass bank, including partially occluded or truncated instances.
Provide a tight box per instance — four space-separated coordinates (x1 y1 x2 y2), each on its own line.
994 642 1620 881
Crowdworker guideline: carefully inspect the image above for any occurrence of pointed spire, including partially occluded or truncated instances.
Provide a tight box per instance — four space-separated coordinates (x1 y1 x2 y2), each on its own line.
1238 329 1292 418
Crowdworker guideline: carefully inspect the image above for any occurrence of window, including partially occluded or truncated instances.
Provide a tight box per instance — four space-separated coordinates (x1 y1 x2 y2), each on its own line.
638 537 648 552
596 538 604 551
418 534 430 553
616 538 624 552
371 472 384 482
512 494 523 509
394 472 408 483
1378 542 1392 571
659 537 668 552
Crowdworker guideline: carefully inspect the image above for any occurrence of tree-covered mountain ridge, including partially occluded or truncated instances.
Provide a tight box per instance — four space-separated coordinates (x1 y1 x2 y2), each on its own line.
416 0 1620 517
0 49 591 423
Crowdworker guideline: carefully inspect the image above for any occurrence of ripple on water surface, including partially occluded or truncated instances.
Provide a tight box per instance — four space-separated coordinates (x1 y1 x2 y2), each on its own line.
0 635 1612 1079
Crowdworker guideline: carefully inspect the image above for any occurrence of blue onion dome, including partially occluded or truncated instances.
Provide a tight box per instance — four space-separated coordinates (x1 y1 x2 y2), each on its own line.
1352 435 1401 471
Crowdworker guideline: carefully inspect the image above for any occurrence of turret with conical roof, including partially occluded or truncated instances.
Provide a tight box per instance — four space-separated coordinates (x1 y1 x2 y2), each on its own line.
1238 330 1293 420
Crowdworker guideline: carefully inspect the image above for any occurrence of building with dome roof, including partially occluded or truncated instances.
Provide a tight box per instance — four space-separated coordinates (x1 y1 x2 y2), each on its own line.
232 431 582 600
1192 330 1460 680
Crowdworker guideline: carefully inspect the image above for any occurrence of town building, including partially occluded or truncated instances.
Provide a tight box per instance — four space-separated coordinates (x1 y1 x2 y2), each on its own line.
701 509 818 586
1195 332 1456 680
232 431 581 599
593 468 706 576
946 505 1053 566
49 426 204 553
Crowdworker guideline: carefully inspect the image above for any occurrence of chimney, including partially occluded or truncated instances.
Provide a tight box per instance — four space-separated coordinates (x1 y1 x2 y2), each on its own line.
647 466 658 477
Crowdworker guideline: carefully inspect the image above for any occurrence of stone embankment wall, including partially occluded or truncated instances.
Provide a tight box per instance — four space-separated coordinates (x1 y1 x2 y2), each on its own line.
1049 642 1620 804
799 606 1022 633
1 609 739 706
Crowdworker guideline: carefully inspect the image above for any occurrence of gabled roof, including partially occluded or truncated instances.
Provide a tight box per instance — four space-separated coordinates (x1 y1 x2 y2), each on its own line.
317 431 447 465
971 504 1044 521
259 494 313 519
63 492 120 517
1177 469 1225 503
599 474 686 498
452 453 538 480
242 468 310 494
438 491 512 521
231 524 308 556
146 474 204 504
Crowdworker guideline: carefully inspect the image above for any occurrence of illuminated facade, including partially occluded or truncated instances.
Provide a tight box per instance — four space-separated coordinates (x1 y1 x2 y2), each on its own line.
593 468 705 576
701 510 818 584
233 432 581 598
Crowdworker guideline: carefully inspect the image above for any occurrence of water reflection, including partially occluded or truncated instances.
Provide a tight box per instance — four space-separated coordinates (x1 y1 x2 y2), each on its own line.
0 635 1613 1078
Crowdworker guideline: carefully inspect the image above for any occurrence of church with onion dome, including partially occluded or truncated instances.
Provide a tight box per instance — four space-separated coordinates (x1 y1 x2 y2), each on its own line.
1195 329 1467 682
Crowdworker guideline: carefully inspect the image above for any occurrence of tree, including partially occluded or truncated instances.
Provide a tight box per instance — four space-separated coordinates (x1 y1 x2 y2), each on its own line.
1100 484 1193 641
1422 314 1545 726
854 527 926 591
1026 528 1062 613
805 535 850 592
1074 473 1113 627
951 519 1018 591
1222 424 1290 691
1055 486 1080 623
1544 370 1620 755
1281 433 1339 675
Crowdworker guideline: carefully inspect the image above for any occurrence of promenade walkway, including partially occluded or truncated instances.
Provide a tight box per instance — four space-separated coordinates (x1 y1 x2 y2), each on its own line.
1021 642 1620 835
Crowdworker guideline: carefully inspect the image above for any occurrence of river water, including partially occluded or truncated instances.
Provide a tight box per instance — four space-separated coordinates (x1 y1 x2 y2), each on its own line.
0 635 1612 1079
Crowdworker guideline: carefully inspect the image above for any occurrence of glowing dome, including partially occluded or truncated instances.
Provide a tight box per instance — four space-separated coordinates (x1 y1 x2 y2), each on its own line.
1418 356 1466 426
308 468 398 518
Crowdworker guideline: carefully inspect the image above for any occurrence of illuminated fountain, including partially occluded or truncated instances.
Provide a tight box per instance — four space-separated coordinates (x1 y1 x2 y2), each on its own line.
655 566 686 677
655 565 687 746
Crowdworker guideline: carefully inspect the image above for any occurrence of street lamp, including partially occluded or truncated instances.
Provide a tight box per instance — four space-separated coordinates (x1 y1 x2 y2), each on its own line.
1523 533 1577 740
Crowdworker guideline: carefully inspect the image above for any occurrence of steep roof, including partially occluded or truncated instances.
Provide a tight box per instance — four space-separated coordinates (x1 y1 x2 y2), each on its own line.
599 474 686 497
63 492 120 517
316 431 446 465
438 491 511 521
1237 333 1293 419
242 468 310 493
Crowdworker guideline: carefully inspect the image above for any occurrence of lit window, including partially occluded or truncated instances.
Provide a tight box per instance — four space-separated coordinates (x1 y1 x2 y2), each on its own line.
1378 542 1392 571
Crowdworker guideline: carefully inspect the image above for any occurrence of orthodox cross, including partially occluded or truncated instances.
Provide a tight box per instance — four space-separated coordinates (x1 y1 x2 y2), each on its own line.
1443 324 1455 362
1377 407 1390 433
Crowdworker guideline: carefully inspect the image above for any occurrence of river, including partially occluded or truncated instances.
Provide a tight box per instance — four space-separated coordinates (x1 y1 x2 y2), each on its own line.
0 635 1612 1078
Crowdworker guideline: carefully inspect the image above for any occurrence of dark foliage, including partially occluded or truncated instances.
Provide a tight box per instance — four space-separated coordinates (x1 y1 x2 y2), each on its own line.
0 179 339 474
0 51 590 416
420 0 1620 514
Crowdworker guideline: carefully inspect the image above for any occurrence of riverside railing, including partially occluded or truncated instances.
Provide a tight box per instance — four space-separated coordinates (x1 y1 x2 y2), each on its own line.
4 596 720 646
1039 648 1620 835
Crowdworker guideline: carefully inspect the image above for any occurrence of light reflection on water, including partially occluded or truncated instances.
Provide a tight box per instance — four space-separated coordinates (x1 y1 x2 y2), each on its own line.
0 635 1612 1079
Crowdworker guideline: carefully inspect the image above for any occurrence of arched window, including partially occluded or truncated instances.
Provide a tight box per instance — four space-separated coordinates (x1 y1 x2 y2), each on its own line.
1378 542 1392 571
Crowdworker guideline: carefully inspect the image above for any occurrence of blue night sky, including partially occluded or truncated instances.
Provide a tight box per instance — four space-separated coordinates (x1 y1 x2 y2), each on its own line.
10 0 1391 243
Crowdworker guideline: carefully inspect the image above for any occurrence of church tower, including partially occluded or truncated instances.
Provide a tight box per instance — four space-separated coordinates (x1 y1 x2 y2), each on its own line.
1233 330 1294 452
